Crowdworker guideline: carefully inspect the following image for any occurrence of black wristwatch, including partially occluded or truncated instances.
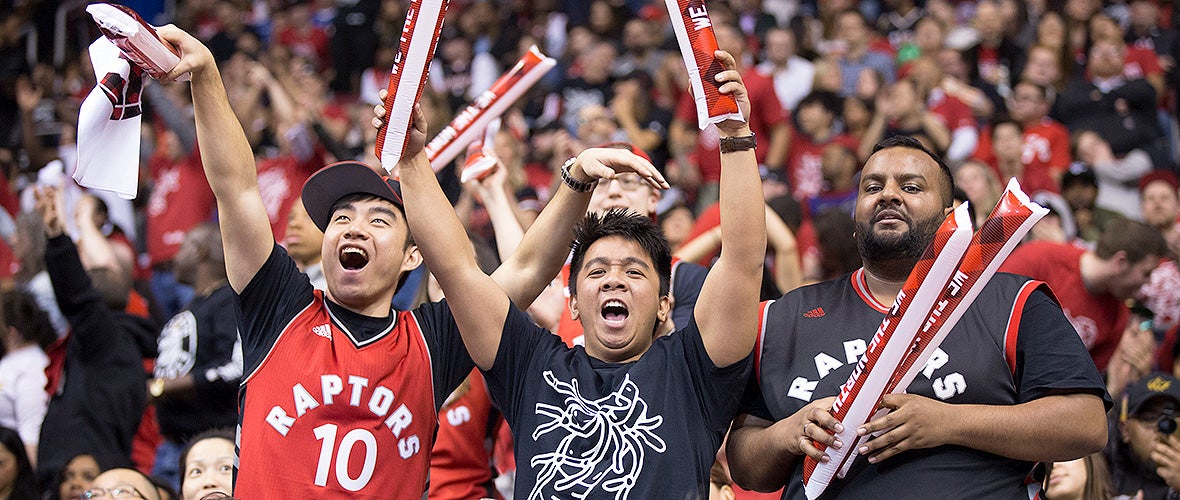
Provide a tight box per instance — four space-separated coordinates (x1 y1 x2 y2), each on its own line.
560 157 596 192
719 133 757 153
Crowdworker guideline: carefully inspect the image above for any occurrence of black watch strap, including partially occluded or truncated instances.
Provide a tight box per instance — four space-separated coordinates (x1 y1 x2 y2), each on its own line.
719 133 757 153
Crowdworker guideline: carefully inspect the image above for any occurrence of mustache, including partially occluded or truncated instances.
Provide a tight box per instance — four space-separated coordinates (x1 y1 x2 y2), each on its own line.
872 206 911 224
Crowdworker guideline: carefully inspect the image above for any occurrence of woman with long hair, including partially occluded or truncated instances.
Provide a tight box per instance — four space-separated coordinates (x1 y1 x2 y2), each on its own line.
0 427 38 499
1044 453 1113 500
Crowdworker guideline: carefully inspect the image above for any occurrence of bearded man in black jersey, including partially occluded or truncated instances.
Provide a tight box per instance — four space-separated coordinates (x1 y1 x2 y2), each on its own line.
727 136 1111 499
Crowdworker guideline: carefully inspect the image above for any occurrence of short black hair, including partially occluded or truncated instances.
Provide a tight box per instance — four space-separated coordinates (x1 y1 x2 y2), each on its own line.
870 135 956 207
568 209 671 298
990 116 1024 138
798 90 843 117
178 428 236 492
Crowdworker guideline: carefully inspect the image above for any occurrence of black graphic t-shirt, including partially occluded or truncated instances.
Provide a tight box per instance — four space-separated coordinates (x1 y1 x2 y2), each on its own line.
484 303 751 499
744 269 1110 499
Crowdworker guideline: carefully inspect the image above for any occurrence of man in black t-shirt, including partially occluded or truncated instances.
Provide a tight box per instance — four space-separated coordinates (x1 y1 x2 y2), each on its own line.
400 51 765 499
727 136 1111 499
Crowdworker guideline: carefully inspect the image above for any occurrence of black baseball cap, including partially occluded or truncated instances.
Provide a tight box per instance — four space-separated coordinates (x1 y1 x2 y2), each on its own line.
1122 373 1180 420
1061 162 1098 190
301 161 404 232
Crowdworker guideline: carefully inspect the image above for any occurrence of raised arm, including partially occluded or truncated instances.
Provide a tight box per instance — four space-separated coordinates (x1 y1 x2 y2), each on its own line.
694 51 766 367
404 115 665 368
157 26 273 293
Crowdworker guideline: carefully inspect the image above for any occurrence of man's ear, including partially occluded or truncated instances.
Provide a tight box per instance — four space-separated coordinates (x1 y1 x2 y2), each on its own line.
1110 250 1130 272
569 293 580 321
656 293 671 323
401 244 424 273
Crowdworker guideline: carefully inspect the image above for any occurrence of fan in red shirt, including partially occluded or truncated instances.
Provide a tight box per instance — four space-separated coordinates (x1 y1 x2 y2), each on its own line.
671 24 789 209
999 221 1166 371
973 81 1071 192
784 91 858 202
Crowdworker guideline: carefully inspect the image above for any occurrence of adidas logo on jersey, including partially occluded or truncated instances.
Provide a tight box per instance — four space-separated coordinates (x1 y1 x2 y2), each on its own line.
803 307 825 318
312 324 332 340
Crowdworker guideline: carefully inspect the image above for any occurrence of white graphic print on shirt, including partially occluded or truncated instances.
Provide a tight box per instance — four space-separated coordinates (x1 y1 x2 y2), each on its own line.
529 371 666 500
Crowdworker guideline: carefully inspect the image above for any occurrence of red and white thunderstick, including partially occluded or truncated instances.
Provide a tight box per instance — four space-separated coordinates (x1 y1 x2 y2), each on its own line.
86 3 188 81
425 45 556 171
802 203 975 500
374 0 449 173
459 117 501 183
664 0 744 129
831 178 1049 481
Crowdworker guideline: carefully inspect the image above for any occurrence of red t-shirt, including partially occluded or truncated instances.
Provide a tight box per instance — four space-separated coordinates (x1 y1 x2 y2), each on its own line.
972 118 1071 194
429 370 501 500
999 241 1127 370
927 89 976 131
786 132 858 201
674 69 788 183
146 149 215 267
277 26 331 71
256 155 321 243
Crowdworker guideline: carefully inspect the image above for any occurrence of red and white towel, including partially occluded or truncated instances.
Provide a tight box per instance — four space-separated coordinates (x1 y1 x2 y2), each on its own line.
77 3 186 199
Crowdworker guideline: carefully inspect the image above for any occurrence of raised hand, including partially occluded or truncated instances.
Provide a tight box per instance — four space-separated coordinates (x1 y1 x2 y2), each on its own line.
33 186 64 238
571 147 669 191
713 50 752 137
154 25 215 83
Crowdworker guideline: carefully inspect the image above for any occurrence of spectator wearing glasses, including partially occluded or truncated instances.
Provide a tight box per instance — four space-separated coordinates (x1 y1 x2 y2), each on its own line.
1108 373 1180 499
82 468 158 500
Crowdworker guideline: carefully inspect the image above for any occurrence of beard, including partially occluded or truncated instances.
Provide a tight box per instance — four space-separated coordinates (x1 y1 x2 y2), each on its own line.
855 210 944 263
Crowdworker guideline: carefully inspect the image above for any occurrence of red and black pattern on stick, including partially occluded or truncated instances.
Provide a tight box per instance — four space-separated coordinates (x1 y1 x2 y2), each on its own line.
802 206 972 490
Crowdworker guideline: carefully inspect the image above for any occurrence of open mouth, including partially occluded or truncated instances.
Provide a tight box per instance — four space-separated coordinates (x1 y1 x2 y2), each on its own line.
339 246 369 270
601 299 629 327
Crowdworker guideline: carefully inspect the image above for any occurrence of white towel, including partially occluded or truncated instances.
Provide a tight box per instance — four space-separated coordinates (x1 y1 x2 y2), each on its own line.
75 37 143 200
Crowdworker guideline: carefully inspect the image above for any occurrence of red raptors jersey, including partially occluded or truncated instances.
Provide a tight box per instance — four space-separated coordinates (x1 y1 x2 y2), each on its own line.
429 370 501 500
236 291 440 498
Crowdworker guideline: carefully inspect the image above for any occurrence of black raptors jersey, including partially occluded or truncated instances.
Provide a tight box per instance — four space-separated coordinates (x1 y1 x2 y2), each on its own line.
747 269 1108 499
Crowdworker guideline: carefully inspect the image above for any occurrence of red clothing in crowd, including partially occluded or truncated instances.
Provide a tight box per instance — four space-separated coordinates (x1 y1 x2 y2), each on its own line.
927 88 976 132
675 69 788 183
973 118 1071 194
146 149 215 268
256 155 321 243
785 132 858 201
999 241 1127 370
429 370 503 500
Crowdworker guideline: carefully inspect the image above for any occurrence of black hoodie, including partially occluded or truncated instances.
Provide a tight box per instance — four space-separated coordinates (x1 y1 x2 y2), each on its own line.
36 235 158 490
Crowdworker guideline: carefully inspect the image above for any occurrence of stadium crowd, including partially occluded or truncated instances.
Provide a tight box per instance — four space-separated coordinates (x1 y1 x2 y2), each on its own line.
0 0 1177 498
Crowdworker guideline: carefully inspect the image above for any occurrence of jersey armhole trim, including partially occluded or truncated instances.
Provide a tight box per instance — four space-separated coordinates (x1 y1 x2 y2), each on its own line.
1004 280 1045 379
407 310 438 412
755 299 774 384
241 292 320 386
